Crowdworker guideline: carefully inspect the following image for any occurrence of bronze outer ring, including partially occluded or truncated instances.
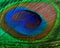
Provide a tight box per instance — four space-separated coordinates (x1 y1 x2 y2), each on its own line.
1 2 56 40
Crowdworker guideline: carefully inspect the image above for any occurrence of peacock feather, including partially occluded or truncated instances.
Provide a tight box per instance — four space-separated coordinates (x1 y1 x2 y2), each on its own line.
0 0 60 48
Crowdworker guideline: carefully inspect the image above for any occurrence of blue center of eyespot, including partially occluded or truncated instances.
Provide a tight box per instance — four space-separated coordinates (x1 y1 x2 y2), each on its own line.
4 6 48 36
12 10 42 28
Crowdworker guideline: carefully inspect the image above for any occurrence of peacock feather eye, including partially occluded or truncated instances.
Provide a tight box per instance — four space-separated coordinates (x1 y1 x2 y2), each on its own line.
0 0 60 47
1 2 56 40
